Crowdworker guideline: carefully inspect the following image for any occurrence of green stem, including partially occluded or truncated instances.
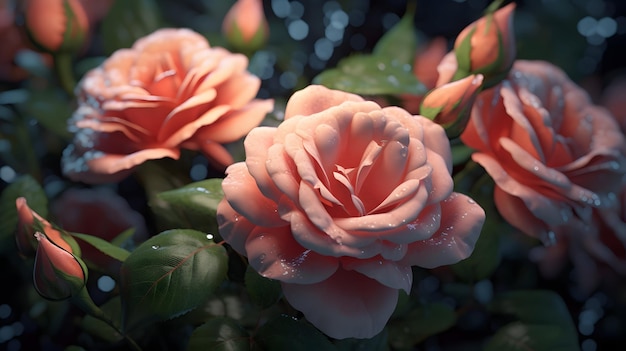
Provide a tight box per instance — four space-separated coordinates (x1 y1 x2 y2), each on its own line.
72 288 143 351
54 53 76 96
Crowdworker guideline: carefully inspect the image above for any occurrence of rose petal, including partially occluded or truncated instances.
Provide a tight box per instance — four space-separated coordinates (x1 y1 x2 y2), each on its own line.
190 99 274 143
341 256 412 293
62 145 180 184
402 192 484 268
245 225 338 284
217 198 256 254
284 85 366 119
221 162 285 227
281 268 398 339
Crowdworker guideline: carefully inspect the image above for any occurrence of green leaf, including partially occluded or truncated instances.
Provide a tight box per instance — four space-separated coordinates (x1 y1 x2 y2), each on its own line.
244 265 282 309
254 315 336 351
0 175 48 254
100 0 162 55
187 317 250 351
450 139 474 166
71 232 131 262
388 302 456 349
372 4 417 65
120 229 228 331
19 88 72 139
334 329 389 351
485 290 580 351
312 3 423 97
111 228 136 248
314 55 426 96
157 178 224 234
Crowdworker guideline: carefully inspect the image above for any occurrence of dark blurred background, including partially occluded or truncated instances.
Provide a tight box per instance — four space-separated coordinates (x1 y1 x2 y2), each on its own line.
1 1 625 350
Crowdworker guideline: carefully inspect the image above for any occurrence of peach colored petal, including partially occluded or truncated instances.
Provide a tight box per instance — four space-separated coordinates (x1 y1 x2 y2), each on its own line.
157 89 218 141
190 99 274 143
212 72 262 108
242 127 287 201
161 105 231 147
341 257 412 293
281 269 398 340
216 198 256 254
333 182 429 235
265 143 301 201
63 145 179 184
401 192 484 268
472 153 570 237
285 209 376 258
284 85 366 120
245 225 339 284
221 162 285 227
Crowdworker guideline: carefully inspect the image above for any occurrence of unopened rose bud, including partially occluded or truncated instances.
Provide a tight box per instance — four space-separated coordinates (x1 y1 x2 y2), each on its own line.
420 74 484 138
453 2 516 87
15 197 75 257
33 232 87 300
222 0 269 53
24 0 89 54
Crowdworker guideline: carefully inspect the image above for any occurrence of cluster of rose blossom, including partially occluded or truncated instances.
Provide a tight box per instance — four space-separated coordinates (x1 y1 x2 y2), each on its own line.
8 0 626 341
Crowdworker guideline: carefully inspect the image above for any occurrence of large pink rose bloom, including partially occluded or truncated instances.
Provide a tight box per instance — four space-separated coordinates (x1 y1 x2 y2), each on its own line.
217 85 485 339
461 60 626 241
62 28 274 183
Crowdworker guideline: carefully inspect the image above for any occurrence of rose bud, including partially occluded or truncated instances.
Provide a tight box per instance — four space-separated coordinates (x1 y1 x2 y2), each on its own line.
453 2 516 87
420 74 484 138
33 232 87 301
222 0 269 53
23 0 89 54
16 197 74 257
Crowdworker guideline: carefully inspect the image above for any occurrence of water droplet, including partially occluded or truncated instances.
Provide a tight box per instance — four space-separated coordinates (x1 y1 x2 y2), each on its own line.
540 231 557 246
151 245 159 250
467 198 476 204
206 234 214 240
258 253 266 263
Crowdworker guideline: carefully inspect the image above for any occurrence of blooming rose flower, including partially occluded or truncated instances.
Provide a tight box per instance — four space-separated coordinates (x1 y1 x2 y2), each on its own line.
62 28 274 183
461 60 626 242
217 85 485 339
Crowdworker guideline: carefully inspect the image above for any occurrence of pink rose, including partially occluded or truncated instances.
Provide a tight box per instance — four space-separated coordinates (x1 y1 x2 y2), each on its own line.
217 85 485 339
461 60 626 242
62 28 274 183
